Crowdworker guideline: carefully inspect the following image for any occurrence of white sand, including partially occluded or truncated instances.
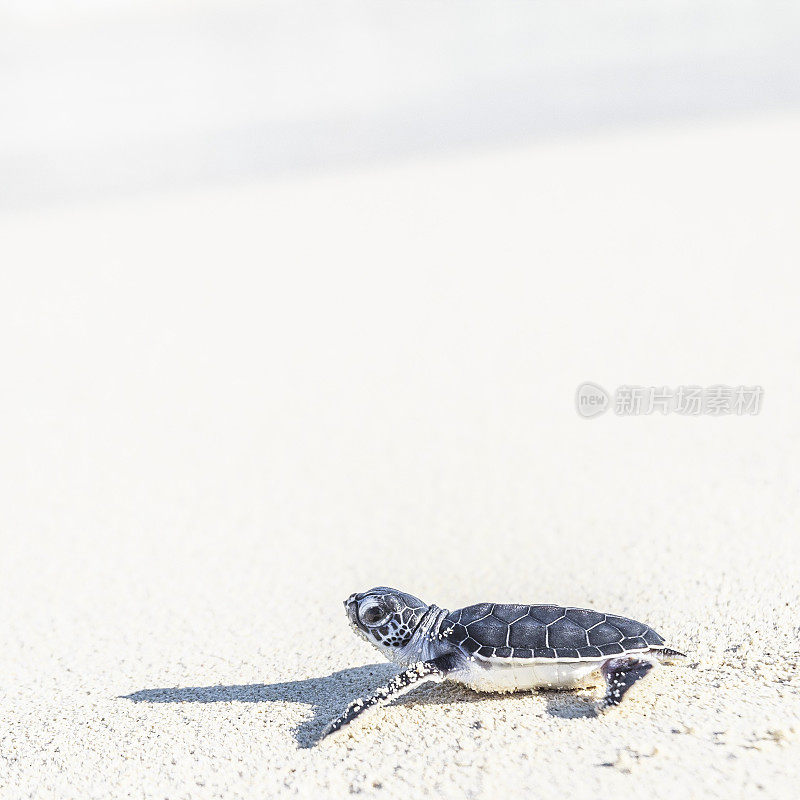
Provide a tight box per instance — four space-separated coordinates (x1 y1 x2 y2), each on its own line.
1 116 799 798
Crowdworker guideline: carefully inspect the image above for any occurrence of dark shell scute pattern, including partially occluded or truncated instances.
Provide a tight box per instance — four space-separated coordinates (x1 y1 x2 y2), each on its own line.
441 603 665 660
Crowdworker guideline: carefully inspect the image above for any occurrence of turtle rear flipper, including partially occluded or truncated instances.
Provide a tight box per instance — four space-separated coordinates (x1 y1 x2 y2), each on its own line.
598 656 654 711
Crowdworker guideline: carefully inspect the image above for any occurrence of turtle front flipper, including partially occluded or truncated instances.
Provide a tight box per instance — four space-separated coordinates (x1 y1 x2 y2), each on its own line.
320 655 455 740
598 656 654 712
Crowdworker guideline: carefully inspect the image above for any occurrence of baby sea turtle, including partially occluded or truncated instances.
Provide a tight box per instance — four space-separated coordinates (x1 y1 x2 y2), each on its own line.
323 587 685 738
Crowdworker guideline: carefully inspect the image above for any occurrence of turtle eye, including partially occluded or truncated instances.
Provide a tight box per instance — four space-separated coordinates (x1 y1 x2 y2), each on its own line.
359 604 387 626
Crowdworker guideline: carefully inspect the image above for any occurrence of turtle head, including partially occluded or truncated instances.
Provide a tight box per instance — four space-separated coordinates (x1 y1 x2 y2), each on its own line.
344 587 429 661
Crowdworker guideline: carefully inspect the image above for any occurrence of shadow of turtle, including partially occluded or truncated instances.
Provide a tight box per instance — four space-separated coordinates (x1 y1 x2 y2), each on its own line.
122 662 481 748
542 691 597 719
400 682 598 720
122 665 597 746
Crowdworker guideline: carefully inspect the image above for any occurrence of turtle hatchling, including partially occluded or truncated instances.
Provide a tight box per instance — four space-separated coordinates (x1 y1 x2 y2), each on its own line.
322 587 685 738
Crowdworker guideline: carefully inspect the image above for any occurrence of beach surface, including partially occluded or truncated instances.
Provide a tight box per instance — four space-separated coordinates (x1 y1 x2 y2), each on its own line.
1 115 799 798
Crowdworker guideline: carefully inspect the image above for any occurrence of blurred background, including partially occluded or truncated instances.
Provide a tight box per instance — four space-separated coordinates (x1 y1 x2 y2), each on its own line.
2 0 800 208
1 2 799 797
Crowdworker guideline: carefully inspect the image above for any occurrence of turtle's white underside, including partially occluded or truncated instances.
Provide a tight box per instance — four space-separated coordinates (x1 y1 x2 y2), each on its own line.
455 650 654 692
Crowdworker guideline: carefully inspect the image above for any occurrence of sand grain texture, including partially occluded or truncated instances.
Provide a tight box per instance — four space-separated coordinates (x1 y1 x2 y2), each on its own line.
1 116 799 799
